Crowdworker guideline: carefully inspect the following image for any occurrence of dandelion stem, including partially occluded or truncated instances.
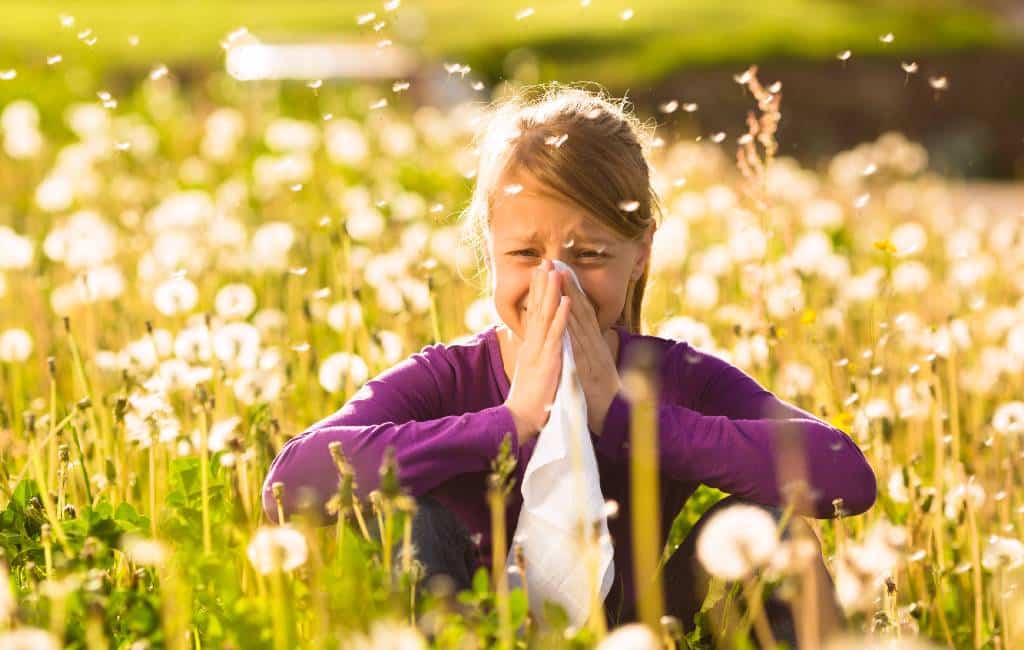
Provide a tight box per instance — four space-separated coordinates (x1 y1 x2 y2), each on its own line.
199 408 212 555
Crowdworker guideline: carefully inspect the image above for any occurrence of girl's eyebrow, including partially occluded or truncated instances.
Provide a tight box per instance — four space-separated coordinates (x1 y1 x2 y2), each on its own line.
509 232 615 246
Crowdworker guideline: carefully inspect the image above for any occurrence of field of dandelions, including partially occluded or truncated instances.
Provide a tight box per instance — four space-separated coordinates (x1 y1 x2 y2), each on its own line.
2 58 1024 650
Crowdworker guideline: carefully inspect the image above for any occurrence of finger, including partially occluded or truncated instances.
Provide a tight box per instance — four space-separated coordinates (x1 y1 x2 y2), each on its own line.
539 267 561 328
527 262 548 338
544 295 571 354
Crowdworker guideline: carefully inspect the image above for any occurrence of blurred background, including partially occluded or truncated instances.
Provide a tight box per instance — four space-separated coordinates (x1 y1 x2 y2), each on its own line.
1 0 1023 179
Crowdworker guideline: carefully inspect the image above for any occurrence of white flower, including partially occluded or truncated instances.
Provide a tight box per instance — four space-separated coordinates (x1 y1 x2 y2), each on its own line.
684 273 719 311
326 300 364 333
341 618 427 650
0 627 61 650
595 623 660 650
887 469 911 504
464 297 499 333
318 352 370 393
211 322 261 370
891 261 931 294
121 534 169 567
42 210 117 270
890 220 927 257
982 536 1024 571
153 277 199 316
233 368 284 405
777 361 815 399
728 225 767 263
0 227 34 270
944 481 986 520
346 207 386 242
264 117 319 153
249 221 295 272
325 118 368 167
0 329 32 362
1 100 39 132
992 402 1024 436
246 525 308 575
204 416 241 453
215 283 257 320
696 504 779 581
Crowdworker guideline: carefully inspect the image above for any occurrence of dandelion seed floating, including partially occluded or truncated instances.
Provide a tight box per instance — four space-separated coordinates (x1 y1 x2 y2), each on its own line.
384 0 401 10
307 79 322 90
862 162 878 176
321 113 333 121
0 69 16 81
580 0 591 6
710 131 726 144
370 98 388 110
584 107 602 119
659 100 679 114
562 238 575 248
503 183 523 195
620 8 634 20
128 35 140 47
471 81 485 91
59 14 75 28
376 39 392 49
738 133 754 145
46 54 62 65
768 81 782 93
356 12 377 25
618 200 640 212
879 32 894 44
515 7 535 20
682 102 698 112
854 193 870 209
837 49 852 62
733 69 752 85
392 81 410 93
149 64 169 81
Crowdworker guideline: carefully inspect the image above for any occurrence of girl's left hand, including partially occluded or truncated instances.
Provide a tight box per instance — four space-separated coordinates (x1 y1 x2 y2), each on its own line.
557 268 624 436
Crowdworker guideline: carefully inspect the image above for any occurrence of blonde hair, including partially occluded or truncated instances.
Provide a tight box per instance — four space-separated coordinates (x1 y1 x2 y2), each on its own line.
459 82 663 334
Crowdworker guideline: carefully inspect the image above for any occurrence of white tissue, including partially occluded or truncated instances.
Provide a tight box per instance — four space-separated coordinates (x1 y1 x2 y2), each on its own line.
506 259 615 627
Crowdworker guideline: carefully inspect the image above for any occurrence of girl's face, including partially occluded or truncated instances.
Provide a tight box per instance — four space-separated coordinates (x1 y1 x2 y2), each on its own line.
486 169 654 342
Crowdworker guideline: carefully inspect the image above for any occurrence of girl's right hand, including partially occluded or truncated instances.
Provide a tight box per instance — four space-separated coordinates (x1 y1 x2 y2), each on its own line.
504 259 572 445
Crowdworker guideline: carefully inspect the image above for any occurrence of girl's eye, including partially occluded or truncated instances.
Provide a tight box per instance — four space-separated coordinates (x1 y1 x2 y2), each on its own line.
511 250 605 258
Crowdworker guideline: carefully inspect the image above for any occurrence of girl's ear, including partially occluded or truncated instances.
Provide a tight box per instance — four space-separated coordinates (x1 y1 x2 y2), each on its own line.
630 222 656 281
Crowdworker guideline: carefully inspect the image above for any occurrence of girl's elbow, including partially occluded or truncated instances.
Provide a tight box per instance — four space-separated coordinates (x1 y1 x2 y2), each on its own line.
843 460 878 516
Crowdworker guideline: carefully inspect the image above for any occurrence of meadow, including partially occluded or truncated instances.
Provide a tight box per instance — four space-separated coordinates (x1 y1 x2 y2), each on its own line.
2 14 1024 649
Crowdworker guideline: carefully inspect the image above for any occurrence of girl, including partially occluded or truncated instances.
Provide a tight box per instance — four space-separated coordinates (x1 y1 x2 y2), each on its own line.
262 84 877 641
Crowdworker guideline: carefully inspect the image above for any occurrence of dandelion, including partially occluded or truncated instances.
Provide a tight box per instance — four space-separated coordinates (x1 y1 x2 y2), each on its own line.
0 628 61 650
211 322 261 369
392 80 410 93
595 623 660 649
153 277 199 316
696 504 779 580
121 534 169 567
0 327 33 364
515 7 534 20
710 131 726 143
945 481 986 520
341 618 427 650
982 536 1024 571
318 352 370 393
992 402 1024 435
46 54 62 65
837 50 852 62
384 0 400 10
326 300 364 332
929 76 948 90
879 32 894 43
246 525 309 575
618 200 640 212
620 8 634 20
854 193 871 209
658 100 679 114
215 283 257 320
149 64 169 80
0 70 16 81
356 12 376 25
682 102 698 112
0 226 34 270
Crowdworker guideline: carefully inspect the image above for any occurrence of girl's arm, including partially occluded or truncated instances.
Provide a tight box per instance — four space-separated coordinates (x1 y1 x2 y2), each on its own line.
261 346 520 523
595 344 877 519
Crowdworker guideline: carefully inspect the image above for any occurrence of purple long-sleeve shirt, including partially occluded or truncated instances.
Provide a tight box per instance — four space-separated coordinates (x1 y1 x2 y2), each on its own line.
263 323 877 611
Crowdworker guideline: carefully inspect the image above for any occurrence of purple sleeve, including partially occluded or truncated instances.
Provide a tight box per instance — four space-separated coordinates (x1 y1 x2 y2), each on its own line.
595 344 877 518
261 345 520 523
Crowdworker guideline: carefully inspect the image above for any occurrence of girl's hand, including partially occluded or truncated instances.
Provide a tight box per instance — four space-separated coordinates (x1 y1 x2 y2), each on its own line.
504 259 572 445
557 267 624 436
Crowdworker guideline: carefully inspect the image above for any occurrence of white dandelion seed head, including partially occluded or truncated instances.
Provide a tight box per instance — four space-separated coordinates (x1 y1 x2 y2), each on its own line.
992 401 1024 436
121 534 169 567
214 283 257 320
153 276 199 316
982 536 1024 571
318 352 370 393
211 322 262 370
246 525 309 575
695 504 779 581
944 481 986 520
326 300 364 333
595 623 659 650
0 328 33 363
0 627 62 650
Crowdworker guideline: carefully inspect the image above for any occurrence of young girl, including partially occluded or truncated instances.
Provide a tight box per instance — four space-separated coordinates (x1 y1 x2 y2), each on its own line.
262 84 877 639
